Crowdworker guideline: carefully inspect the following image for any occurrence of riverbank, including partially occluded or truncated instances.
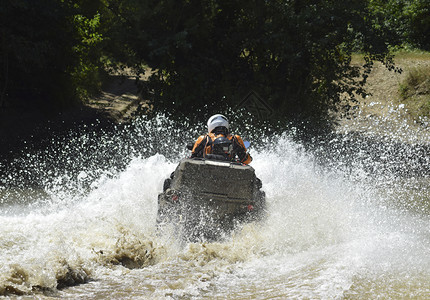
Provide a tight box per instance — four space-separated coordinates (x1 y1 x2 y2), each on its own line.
338 52 430 144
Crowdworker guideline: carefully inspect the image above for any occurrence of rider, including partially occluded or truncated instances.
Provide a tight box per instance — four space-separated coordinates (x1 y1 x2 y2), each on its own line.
191 114 252 164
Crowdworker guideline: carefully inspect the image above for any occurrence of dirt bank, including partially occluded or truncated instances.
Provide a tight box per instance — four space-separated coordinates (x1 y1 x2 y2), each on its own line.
338 54 430 144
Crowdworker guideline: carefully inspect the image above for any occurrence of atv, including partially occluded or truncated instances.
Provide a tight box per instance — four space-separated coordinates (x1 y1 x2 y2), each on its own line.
157 154 265 242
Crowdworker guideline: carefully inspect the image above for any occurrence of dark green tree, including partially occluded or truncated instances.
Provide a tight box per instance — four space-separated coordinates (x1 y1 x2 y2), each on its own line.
0 0 105 110
402 0 430 50
1 0 414 130
104 0 398 130
368 0 430 50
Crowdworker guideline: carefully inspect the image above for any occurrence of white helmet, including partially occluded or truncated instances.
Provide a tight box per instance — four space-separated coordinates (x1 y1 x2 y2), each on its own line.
207 114 229 133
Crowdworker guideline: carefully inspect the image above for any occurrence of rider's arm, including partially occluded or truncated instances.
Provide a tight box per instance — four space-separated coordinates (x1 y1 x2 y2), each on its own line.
191 135 208 158
233 135 252 164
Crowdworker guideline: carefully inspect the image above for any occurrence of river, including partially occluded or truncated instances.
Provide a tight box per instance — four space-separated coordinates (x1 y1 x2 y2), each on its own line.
1 115 429 299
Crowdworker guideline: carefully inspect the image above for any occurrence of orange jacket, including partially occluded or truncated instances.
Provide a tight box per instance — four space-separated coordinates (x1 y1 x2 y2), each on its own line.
191 132 252 164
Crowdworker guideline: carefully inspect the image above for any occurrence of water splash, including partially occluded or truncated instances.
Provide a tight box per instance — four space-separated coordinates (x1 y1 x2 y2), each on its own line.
0 114 429 298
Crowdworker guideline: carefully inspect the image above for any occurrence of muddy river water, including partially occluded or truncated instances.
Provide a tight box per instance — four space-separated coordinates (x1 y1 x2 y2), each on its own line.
1 115 429 298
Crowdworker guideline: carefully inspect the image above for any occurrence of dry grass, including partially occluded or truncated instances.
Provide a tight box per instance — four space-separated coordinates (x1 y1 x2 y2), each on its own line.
392 50 430 61
399 65 430 122
338 51 430 140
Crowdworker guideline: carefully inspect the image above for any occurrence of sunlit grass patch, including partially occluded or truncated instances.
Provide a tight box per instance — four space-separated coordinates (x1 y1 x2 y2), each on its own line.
399 65 430 123
393 49 430 61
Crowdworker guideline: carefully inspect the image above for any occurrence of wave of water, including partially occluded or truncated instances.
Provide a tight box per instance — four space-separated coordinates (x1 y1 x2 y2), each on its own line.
0 115 429 298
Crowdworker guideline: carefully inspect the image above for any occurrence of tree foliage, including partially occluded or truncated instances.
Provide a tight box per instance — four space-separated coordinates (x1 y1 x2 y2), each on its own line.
1 0 428 130
106 0 398 127
0 0 105 109
368 0 430 50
